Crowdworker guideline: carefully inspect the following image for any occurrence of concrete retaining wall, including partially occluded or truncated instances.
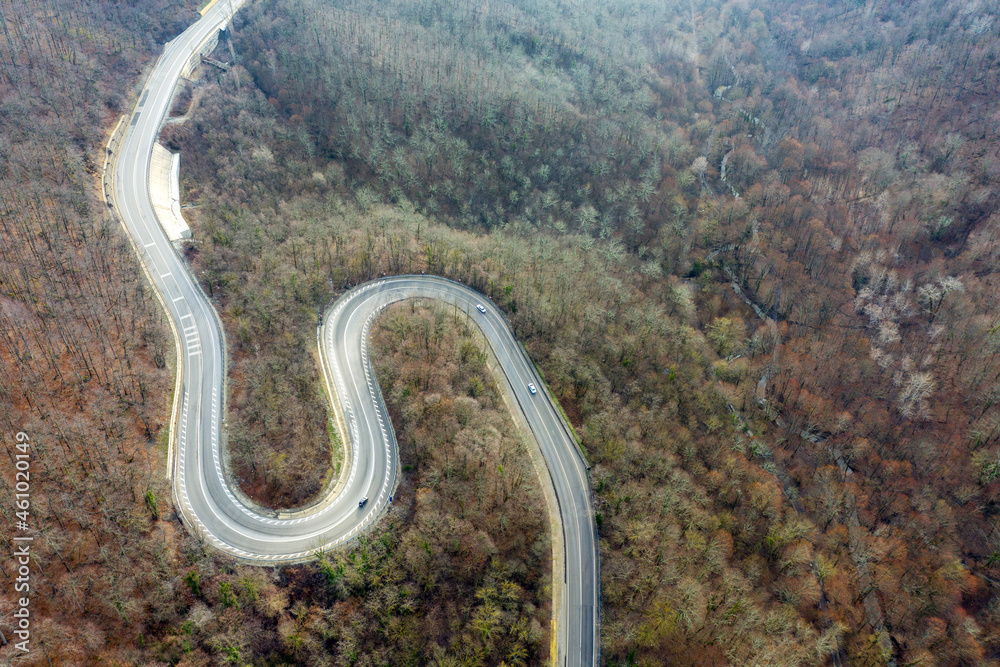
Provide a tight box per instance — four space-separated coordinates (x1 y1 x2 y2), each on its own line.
149 143 191 240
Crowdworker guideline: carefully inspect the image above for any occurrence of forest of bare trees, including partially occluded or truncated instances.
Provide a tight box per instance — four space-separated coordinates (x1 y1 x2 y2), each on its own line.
0 0 196 661
5 0 1000 663
164 0 1000 662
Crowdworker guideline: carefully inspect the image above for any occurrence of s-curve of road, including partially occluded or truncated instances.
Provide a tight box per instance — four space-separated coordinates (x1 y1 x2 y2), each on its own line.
111 2 598 666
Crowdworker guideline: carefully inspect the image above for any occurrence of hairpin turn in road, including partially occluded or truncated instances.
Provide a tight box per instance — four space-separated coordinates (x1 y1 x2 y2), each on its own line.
109 2 598 665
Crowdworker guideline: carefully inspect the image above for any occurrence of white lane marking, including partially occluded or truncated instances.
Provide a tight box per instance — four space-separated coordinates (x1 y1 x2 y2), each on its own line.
181 318 201 355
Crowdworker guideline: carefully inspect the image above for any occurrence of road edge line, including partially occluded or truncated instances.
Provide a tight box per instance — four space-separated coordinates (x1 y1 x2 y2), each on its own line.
104 110 185 484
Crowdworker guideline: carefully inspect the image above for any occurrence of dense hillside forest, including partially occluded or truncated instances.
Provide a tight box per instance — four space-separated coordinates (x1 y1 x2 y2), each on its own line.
163 0 1000 663
0 0 190 661
3 0 1000 664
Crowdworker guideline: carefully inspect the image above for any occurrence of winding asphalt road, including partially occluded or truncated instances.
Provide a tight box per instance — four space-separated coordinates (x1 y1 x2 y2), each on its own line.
111 3 598 665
